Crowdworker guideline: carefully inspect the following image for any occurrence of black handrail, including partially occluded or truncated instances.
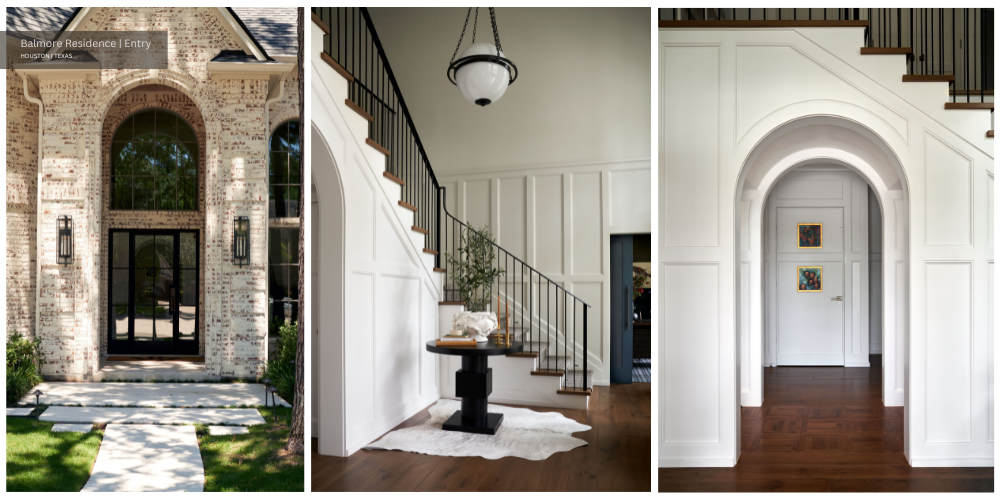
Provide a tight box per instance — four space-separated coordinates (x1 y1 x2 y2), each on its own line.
313 7 441 265
439 187 591 391
659 8 994 104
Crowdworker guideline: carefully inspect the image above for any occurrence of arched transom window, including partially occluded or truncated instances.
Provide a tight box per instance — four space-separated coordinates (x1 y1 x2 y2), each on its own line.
111 109 198 211
269 120 300 218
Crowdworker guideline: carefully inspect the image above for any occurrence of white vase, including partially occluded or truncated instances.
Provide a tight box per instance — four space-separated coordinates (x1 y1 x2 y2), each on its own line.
451 311 497 343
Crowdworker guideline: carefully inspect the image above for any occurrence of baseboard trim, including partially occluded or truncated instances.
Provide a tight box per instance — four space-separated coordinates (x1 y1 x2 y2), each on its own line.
844 361 871 367
659 458 736 468
911 458 994 467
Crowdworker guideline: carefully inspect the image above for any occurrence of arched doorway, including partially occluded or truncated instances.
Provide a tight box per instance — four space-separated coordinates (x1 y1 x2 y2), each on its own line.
100 88 208 357
734 116 911 456
311 124 347 457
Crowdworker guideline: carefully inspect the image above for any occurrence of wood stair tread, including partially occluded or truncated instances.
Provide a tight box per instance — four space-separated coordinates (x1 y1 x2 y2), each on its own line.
411 225 429 235
365 138 390 156
507 352 539 358
320 52 353 83
902 74 954 83
988 131 995 138
345 99 374 122
433 267 446 273
422 248 438 255
438 301 465 306
531 369 565 376
860 47 912 55
311 12 330 35
557 388 593 396
398 200 417 212
944 102 994 110
382 171 404 186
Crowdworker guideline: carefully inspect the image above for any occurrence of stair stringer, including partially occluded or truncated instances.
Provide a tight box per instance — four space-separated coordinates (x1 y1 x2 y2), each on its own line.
437 303 590 409
792 27 993 149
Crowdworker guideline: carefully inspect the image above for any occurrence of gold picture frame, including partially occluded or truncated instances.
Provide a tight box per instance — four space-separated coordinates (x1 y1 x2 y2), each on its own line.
797 266 823 292
797 223 822 249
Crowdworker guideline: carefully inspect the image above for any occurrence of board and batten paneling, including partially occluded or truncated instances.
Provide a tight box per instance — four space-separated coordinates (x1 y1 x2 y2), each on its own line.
440 159 650 386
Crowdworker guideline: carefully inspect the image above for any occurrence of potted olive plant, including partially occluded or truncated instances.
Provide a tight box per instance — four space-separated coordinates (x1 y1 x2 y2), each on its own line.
446 224 505 312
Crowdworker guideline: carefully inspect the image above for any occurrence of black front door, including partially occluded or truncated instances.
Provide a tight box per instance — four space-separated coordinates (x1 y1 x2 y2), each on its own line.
108 229 199 355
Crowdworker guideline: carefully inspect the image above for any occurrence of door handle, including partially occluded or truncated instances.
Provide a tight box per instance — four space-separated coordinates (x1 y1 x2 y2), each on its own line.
831 296 843 301
170 286 177 313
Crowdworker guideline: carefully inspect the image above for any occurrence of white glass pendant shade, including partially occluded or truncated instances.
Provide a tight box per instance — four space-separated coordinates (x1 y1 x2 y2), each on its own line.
455 43 510 106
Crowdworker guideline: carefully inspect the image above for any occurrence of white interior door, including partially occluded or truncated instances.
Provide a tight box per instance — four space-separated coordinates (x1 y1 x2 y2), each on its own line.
776 206 845 365
765 167 869 367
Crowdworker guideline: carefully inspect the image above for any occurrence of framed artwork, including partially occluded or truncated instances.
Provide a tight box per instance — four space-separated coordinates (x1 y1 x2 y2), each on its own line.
797 223 822 248
797 266 822 292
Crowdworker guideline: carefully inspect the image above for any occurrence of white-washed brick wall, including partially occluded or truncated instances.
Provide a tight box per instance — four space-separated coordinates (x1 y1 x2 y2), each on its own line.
6 57 38 339
10 7 300 379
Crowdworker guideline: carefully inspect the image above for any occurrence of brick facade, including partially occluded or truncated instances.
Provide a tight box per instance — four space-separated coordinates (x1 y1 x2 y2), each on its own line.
7 7 299 380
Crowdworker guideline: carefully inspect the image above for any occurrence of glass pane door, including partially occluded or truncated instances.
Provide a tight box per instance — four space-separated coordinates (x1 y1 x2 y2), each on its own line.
108 229 199 355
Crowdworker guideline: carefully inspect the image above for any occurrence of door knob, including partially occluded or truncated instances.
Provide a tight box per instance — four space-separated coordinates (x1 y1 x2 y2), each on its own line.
831 296 843 301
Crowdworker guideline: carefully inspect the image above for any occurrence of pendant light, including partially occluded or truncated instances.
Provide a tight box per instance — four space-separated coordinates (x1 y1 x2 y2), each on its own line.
446 7 518 106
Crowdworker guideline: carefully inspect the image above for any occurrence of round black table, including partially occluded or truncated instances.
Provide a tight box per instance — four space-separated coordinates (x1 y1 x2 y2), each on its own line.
425 340 523 435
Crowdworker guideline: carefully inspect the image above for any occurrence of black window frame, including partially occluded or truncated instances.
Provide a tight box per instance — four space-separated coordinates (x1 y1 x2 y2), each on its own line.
110 108 199 212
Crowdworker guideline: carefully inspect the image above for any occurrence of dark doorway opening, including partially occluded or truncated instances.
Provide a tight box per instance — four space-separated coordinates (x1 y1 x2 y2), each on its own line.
610 233 651 384
108 229 199 355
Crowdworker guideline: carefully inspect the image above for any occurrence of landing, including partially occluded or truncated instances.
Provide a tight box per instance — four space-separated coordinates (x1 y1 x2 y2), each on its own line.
97 359 212 382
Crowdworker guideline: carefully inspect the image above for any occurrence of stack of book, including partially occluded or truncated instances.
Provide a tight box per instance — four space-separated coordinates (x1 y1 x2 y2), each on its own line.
435 331 477 347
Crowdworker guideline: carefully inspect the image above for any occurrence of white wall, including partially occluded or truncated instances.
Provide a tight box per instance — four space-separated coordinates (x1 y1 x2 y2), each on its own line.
869 187 883 355
312 21 441 457
660 26 993 468
440 160 651 386
367 7 651 177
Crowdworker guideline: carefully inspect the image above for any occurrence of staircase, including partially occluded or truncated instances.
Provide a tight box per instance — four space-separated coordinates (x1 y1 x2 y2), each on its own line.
312 8 592 409
660 8 994 138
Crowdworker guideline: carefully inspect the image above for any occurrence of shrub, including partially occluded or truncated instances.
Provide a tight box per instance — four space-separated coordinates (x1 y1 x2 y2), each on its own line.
7 332 43 405
262 321 298 403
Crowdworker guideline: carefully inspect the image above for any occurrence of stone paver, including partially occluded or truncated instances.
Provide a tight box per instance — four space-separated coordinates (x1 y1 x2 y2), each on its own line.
82 425 204 492
208 426 249 436
52 423 94 433
40 406 266 426
7 407 33 417
98 360 212 382
20 383 290 408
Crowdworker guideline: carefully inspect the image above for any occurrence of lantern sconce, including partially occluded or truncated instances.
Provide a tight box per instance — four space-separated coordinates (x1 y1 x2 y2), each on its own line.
57 215 73 266
446 7 518 106
233 216 250 268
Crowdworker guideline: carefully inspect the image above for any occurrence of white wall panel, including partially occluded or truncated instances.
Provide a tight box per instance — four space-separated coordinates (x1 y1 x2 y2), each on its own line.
609 168 652 230
533 174 564 274
375 275 421 417
571 172 602 274
497 177 526 257
924 134 972 246
662 45 719 247
465 179 491 229
925 262 972 443
662 263 720 444
345 272 375 434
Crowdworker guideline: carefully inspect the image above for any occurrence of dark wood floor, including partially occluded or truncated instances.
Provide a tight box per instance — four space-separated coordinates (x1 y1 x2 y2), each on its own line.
312 383 651 491
659 356 994 492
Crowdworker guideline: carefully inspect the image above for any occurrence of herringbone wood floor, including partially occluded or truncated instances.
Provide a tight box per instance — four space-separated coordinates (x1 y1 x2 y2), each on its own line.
659 356 994 492
312 383 651 491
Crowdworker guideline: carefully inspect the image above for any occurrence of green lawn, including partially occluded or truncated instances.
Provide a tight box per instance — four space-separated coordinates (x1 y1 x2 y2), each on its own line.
6 405 303 492
197 405 303 492
6 413 103 492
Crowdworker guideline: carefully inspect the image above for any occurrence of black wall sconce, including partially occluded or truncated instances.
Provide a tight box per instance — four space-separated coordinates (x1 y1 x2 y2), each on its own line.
233 216 250 267
57 215 73 266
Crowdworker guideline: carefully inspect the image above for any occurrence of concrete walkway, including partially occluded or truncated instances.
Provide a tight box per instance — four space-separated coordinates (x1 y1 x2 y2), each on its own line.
20 382 290 408
82 425 204 492
40 406 266 426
